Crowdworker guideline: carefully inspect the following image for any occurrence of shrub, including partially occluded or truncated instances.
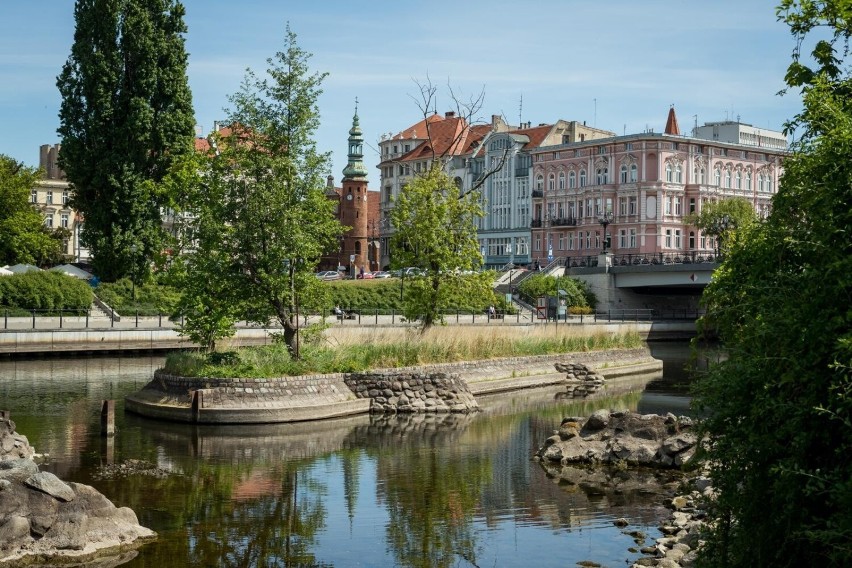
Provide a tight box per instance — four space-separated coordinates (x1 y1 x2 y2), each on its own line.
95 278 181 316
517 274 596 309
0 271 93 312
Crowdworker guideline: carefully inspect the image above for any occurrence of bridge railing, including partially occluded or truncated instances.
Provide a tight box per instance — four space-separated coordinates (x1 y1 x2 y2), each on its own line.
563 251 721 268
593 308 706 322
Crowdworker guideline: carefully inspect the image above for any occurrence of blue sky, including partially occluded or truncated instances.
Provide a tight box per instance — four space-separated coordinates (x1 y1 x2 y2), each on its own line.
1 1 803 187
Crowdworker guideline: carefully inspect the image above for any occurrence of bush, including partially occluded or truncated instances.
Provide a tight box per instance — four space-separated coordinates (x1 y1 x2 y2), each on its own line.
517 274 596 309
0 271 93 312
95 278 181 316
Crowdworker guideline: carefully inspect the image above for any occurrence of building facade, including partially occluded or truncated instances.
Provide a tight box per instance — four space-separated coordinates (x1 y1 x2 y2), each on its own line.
528 109 786 266
35 144 88 262
376 112 614 269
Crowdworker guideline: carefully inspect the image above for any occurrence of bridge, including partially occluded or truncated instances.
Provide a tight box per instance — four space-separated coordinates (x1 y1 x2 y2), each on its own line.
498 252 718 315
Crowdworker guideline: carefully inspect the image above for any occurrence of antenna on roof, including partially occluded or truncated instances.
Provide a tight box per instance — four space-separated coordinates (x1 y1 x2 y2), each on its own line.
519 94 523 127
593 98 597 128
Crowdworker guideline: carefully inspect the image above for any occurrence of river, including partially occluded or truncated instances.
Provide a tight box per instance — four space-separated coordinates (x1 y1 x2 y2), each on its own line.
0 342 696 567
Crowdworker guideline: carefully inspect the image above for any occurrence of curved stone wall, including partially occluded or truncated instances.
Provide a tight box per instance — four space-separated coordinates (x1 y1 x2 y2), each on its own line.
344 371 478 413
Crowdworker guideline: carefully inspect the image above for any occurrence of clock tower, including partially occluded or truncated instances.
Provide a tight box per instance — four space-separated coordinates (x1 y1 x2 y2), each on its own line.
340 103 370 274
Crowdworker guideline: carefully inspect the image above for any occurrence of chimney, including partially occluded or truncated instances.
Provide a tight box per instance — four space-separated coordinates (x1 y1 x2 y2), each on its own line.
445 111 455 118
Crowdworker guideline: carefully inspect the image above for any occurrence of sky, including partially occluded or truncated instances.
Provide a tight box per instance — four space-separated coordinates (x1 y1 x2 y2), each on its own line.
1 1 804 188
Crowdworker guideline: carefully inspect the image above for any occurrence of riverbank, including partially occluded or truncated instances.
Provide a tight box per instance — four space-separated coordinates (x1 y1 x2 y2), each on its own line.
125 346 662 424
0 320 696 355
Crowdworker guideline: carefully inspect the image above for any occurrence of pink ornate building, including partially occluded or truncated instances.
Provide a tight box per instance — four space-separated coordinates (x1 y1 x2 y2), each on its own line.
528 108 786 266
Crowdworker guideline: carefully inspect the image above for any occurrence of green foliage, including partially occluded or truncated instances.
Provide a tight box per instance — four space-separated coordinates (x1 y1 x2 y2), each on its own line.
516 273 596 309
95 278 181 316
0 271 92 312
684 197 759 255
0 155 63 265
57 0 195 282
163 331 644 378
389 166 486 329
693 10 852 563
167 27 340 358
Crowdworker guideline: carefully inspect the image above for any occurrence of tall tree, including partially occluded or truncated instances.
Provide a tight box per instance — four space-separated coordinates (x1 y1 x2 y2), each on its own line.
56 0 195 282
684 197 758 257
694 3 852 566
170 26 340 357
389 165 491 329
0 155 63 266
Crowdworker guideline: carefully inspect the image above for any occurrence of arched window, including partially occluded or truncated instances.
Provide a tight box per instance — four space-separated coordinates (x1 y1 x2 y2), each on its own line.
675 164 682 183
579 170 587 187
558 172 565 190
630 164 638 182
699 167 706 184
714 167 721 186
596 168 607 185
725 169 732 188
746 170 752 190
735 171 742 189
766 176 773 192
758 174 764 192
569 171 576 188
548 174 555 191
536 175 543 190
620 164 628 183
665 163 673 182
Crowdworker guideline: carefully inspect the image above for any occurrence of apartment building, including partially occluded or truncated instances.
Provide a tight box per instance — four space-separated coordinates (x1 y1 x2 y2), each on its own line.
34 144 88 261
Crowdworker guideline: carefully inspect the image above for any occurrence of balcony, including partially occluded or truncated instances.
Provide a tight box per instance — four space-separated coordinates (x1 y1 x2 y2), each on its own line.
551 217 578 227
531 219 543 228
532 189 544 198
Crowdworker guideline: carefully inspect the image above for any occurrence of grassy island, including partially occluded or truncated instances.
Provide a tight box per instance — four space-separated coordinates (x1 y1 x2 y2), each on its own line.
163 327 645 379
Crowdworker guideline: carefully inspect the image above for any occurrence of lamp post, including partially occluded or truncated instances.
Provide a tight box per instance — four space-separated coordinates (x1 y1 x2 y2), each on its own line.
129 244 138 300
711 214 732 259
597 210 614 253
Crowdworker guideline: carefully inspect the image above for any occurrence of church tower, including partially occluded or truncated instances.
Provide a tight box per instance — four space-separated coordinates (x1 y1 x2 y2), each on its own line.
339 103 370 274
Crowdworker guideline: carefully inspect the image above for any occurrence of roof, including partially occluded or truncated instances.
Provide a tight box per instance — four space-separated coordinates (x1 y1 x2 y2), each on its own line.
50 264 93 280
507 124 554 150
383 112 492 163
665 107 681 136
6 264 42 274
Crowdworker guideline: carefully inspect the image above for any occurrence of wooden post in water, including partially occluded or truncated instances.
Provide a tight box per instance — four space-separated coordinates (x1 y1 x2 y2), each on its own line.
100 400 115 436
191 390 202 423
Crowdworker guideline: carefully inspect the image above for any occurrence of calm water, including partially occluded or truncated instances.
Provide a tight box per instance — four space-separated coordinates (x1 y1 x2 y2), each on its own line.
0 343 695 568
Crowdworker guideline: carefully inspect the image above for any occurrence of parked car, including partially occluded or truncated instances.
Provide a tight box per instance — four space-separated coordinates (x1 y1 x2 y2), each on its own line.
372 271 392 279
356 271 374 279
315 270 341 281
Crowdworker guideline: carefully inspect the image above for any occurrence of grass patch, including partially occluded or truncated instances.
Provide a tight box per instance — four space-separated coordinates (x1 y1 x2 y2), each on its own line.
163 328 645 378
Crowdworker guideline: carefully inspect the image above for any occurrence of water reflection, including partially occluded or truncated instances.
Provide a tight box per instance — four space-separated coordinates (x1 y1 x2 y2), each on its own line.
0 348 694 568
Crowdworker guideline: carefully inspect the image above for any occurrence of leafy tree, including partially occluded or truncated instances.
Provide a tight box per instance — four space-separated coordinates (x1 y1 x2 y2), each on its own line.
389 165 490 329
694 4 852 566
169 27 340 357
685 197 758 257
516 273 595 309
0 155 63 266
56 0 195 282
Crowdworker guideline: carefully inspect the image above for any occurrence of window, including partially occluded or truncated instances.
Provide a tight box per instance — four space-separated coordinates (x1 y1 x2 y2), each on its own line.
534 235 541 251
689 198 696 213
579 170 587 187
61 214 69 228
598 146 606 155
674 197 682 216
689 231 695 249
585 231 591 249
31 189 37 203
62 191 69 205
746 171 752 190
665 163 673 182
675 164 682 183
567 232 574 250
558 233 564 250
628 196 637 215
46 191 53 205
735 171 742 189
619 229 627 249
674 229 682 248
404 144 410 152
595 232 601 250
536 175 543 191
620 165 628 183
725 169 732 188
665 229 672 248
558 172 565 190
596 167 608 185
569 171 576 188
45 215 53 228
619 197 628 216
629 228 637 248
758 174 764 192
630 164 638 182
698 168 706 184
548 174 555 191
715 167 721 186
665 198 672 215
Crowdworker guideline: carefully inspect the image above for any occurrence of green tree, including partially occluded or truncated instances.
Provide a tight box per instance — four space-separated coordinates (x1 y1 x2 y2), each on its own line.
170 27 340 358
685 197 758 257
56 0 195 282
389 166 490 329
0 156 63 265
693 4 852 566
516 273 595 310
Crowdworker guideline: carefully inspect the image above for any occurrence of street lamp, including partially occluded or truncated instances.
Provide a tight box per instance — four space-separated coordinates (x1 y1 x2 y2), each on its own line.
129 244 138 300
710 214 732 259
597 210 614 253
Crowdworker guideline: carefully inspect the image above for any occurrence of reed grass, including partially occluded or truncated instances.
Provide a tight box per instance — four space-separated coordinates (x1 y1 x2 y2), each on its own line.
163 327 645 378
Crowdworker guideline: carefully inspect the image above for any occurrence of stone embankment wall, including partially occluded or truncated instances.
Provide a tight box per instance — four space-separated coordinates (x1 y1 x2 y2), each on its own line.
344 372 478 413
126 348 659 424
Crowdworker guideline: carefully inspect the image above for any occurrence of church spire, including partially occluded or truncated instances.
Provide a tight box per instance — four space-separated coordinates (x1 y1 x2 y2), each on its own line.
664 105 681 136
342 98 368 180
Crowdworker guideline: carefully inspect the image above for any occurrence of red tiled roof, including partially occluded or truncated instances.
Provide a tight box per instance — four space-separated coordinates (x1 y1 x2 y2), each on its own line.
386 112 489 163
508 124 553 149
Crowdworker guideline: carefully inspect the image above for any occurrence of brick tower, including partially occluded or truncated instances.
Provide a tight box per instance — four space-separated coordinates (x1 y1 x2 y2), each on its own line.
339 104 370 276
